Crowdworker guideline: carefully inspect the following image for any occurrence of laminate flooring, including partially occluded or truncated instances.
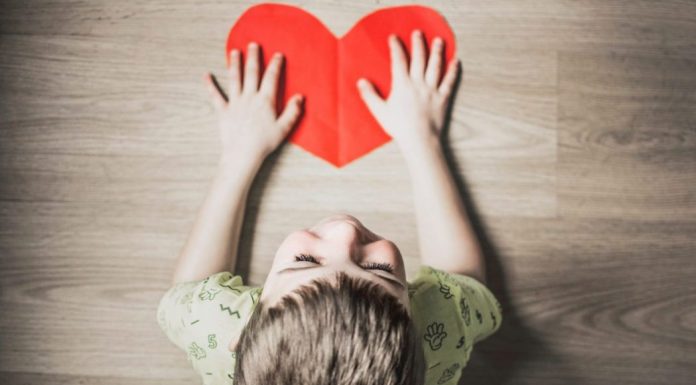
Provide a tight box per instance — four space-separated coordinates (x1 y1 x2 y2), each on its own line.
1 1 694 384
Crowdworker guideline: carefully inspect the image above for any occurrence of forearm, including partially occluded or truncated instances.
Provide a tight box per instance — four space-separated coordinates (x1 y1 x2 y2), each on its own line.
402 136 486 283
170 156 261 284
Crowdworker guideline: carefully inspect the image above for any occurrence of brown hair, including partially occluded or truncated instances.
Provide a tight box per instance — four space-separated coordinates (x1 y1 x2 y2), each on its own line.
234 271 424 385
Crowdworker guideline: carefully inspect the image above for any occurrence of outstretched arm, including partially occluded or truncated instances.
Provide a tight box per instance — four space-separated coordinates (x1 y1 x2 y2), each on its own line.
171 42 304 285
357 31 486 284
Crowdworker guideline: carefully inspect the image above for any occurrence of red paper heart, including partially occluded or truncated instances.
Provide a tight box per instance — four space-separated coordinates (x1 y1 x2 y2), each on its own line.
226 4 455 167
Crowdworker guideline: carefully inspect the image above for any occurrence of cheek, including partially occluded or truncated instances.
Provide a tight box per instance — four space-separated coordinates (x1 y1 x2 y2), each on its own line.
272 230 314 266
365 240 406 276
367 240 402 261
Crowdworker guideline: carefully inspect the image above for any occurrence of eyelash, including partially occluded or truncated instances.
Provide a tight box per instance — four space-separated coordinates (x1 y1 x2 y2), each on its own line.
294 253 395 273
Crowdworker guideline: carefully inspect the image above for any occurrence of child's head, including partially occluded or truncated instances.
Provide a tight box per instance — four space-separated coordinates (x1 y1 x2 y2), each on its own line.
234 213 424 384
259 213 410 311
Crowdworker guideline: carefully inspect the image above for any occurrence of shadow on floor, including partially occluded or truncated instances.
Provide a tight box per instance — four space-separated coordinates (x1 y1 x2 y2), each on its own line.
233 140 288 283
440 136 546 384
441 69 581 385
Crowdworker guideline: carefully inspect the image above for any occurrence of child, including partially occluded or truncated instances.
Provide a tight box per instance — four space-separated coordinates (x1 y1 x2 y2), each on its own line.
157 30 502 385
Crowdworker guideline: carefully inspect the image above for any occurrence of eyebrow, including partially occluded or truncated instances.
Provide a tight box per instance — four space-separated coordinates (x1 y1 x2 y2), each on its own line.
277 265 406 290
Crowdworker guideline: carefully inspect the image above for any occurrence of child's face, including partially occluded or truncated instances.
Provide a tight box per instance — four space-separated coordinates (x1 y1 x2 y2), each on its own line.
260 213 410 312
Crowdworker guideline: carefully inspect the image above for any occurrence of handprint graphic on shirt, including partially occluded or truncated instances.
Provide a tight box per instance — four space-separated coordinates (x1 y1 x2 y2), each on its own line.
438 282 454 299
188 342 206 360
198 287 222 301
437 363 461 384
424 322 448 351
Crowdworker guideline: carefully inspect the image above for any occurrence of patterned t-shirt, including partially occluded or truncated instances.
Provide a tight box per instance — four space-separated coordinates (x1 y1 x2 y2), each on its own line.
157 265 502 385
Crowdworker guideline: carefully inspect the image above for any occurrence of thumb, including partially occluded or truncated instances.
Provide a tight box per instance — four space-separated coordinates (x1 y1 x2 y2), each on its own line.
356 78 385 118
276 94 304 136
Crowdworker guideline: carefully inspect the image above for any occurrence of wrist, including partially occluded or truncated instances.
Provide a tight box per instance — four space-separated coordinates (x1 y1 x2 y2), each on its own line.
217 153 262 180
397 134 443 161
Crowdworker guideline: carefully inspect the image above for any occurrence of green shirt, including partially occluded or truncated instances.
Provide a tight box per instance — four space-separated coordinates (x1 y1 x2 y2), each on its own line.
157 265 502 385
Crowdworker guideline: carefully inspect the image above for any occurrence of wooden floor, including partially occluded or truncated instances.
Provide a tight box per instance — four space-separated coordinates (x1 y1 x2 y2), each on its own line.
1 1 695 384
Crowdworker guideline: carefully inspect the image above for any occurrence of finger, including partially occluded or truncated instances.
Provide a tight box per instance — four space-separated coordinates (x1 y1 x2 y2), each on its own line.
438 58 460 98
425 37 444 87
227 49 242 96
259 52 283 99
409 30 426 81
388 34 408 80
243 42 260 93
276 94 304 134
356 78 385 118
204 72 226 112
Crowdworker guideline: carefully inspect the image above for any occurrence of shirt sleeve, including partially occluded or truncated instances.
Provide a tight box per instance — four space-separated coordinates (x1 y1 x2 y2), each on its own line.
408 265 503 385
156 271 262 384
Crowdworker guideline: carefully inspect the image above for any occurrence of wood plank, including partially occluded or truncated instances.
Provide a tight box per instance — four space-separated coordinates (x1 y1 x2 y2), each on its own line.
558 50 696 220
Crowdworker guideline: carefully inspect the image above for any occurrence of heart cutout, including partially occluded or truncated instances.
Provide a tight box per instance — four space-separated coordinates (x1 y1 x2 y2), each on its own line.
226 4 456 167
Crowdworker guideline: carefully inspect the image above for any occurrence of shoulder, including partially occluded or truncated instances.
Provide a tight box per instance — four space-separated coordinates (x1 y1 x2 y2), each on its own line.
408 265 503 385
409 265 502 326
158 272 261 322
156 271 263 379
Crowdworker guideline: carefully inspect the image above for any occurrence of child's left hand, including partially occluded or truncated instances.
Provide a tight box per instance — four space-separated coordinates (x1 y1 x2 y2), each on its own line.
204 42 304 168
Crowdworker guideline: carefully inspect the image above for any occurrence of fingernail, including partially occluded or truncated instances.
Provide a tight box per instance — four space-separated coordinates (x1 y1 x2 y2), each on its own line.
434 37 443 45
249 41 257 49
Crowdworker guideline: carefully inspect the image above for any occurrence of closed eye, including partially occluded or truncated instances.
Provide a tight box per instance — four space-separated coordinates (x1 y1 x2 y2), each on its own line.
361 261 396 274
287 253 404 290
294 253 396 274
294 253 320 265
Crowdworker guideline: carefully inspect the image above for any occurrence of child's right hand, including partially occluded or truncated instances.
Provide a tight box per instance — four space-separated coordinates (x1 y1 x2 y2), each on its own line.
357 30 460 152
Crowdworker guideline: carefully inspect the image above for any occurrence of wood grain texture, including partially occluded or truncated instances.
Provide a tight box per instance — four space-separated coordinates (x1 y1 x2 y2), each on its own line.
558 51 696 220
1 0 695 384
